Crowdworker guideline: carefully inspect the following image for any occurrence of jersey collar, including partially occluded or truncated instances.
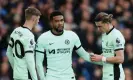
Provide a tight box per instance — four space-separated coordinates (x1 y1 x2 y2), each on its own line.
50 30 64 36
106 27 114 35
21 26 32 32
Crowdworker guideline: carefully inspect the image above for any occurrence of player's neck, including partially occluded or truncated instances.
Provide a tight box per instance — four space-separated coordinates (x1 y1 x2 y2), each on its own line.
51 29 63 36
23 21 34 30
106 24 114 35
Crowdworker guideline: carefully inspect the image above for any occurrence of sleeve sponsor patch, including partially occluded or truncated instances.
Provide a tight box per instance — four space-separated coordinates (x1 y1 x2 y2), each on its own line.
29 39 34 48
116 38 120 43
30 39 34 45
116 38 122 47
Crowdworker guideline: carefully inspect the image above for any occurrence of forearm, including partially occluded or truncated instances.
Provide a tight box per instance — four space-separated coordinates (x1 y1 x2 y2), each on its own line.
76 47 103 65
7 52 14 68
36 52 45 80
104 50 124 64
25 53 37 80
92 61 103 65
91 54 124 64
76 48 91 62
6 46 14 68
106 56 124 64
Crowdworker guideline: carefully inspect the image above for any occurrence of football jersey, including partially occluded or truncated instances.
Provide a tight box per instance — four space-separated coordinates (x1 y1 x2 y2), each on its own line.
8 26 36 79
102 27 125 80
35 30 81 78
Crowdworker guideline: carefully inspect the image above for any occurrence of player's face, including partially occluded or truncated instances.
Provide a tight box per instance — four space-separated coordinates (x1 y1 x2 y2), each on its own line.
95 21 107 33
33 16 40 27
51 15 64 32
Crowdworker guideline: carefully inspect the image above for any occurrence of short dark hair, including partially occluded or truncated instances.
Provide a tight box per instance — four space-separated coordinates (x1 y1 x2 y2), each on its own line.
25 7 41 20
94 12 113 23
50 11 64 20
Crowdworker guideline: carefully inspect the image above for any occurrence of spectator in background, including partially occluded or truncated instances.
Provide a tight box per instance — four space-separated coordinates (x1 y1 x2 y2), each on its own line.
122 28 133 43
123 43 133 68
78 75 86 80
0 62 10 80
124 68 133 80
93 66 102 80
64 11 77 30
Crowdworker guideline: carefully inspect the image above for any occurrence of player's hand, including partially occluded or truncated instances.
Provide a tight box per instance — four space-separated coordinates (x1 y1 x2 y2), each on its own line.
90 54 103 62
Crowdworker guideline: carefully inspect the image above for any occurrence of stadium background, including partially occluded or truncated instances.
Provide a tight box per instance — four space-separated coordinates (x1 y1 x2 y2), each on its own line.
0 0 133 80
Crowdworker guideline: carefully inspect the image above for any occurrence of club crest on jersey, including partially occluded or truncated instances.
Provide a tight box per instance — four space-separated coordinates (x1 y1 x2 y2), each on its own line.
65 39 70 45
116 38 120 43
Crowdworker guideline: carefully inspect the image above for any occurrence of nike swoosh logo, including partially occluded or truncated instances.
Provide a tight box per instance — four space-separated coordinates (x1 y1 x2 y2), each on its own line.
49 43 54 45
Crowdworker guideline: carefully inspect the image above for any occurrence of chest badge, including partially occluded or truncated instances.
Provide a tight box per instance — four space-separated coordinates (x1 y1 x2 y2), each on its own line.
65 39 70 45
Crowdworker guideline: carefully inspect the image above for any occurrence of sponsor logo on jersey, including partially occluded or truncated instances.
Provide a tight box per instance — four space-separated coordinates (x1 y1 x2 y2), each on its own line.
116 44 122 47
57 48 70 53
48 48 70 54
103 48 112 53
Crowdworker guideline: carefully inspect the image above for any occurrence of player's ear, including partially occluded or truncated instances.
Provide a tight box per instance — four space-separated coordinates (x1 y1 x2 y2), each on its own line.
31 15 36 21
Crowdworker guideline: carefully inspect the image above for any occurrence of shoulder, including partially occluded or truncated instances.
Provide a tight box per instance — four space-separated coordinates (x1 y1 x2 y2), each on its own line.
18 27 35 39
64 30 78 37
16 27 34 36
24 30 34 39
11 27 33 37
112 28 125 42
113 28 124 38
37 30 51 41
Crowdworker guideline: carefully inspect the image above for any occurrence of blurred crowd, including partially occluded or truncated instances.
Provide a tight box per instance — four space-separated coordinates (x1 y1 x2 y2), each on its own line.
0 0 133 80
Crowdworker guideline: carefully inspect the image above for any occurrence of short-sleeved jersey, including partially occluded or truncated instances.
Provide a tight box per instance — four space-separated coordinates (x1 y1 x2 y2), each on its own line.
8 26 35 79
102 27 125 80
36 30 81 78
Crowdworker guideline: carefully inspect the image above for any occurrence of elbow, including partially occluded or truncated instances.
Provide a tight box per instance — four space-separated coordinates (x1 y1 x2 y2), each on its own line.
119 60 124 64
119 57 124 64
